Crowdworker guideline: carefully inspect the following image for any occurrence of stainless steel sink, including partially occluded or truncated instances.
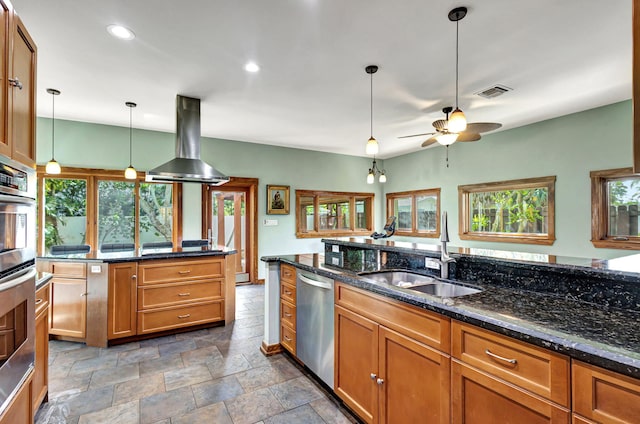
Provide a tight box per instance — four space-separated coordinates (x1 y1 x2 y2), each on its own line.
359 270 482 298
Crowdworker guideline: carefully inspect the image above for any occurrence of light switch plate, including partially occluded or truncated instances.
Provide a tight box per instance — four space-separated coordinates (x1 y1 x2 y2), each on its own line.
264 219 278 226
424 258 441 270
90 265 102 273
331 245 339 253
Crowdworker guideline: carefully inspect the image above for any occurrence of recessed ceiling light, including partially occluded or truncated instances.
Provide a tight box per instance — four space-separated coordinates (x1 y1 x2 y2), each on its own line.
107 24 135 41
244 62 260 73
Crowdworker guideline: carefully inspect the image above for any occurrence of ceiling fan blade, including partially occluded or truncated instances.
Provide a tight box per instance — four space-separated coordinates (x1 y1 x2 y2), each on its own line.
421 137 439 148
466 122 502 133
398 132 435 139
455 132 481 142
432 119 447 131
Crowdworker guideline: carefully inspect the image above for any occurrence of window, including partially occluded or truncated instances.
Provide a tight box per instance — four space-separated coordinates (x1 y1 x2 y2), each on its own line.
38 167 179 254
458 176 555 245
296 190 374 238
386 188 440 237
591 168 640 249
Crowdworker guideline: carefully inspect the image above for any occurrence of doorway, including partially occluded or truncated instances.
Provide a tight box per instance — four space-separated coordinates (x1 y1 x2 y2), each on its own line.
202 178 258 284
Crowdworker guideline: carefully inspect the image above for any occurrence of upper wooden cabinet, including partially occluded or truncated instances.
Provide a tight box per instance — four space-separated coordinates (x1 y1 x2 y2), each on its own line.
0 2 36 167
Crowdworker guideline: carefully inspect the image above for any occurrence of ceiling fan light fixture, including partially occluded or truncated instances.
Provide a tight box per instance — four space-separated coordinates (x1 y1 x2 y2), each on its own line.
436 132 458 146
366 136 379 155
448 107 467 133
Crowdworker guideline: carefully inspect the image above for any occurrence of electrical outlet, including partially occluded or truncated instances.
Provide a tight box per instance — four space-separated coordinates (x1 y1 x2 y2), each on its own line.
263 219 278 226
90 265 102 273
424 258 441 270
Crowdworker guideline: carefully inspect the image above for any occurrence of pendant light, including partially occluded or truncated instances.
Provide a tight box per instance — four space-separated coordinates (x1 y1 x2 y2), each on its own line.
447 7 468 134
124 101 137 179
365 65 379 155
45 88 62 174
366 158 386 184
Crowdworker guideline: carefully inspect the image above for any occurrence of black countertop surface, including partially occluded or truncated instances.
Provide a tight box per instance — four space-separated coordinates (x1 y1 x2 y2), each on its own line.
262 253 640 379
38 245 237 263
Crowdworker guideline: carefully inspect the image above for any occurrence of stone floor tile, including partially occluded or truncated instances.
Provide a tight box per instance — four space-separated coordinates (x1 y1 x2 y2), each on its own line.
117 346 160 365
48 372 92 400
224 387 285 424
174 328 209 340
157 339 197 356
69 351 119 375
263 404 326 424
78 400 139 424
230 323 265 340
138 353 184 376
55 385 115 417
180 345 223 366
139 386 196 424
235 365 288 392
191 375 244 407
89 363 139 389
52 346 100 366
49 340 85 354
206 353 253 379
138 334 176 348
113 373 165 405
310 398 359 424
163 363 212 391
270 356 305 380
269 376 324 410
170 402 233 424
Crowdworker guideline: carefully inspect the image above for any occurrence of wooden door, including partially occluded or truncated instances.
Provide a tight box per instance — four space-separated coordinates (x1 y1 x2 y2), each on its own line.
49 277 86 338
334 305 378 424
378 326 450 424
108 262 137 339
451 361 570 424
0 0 10 158
33 300 48 413
9 14 36 167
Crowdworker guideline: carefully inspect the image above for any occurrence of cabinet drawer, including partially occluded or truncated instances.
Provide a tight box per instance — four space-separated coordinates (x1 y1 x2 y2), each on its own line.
137 301 224 334
573 361 640 424
0 311 14 330
50 262 86 278
280 281 296 304
280 264 296 285
139 259 223 285
280 324 296 355
335 283 450 353
35 283 50 317
138 280 223 310
0 329 15 360
452 321 570 407
280 299 296 329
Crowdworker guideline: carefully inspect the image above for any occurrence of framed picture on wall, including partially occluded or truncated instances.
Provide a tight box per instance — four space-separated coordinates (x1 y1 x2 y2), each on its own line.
267 185 290 215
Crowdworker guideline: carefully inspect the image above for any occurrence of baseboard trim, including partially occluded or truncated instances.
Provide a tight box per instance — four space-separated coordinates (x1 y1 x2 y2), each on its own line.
260 340 283 356
256 278 265 285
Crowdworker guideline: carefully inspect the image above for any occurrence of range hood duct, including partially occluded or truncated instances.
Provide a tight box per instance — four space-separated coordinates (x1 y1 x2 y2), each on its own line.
145 95 229 185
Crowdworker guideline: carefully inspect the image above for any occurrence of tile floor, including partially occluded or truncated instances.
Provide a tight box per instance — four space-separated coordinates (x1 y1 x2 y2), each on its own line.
35 284 358 424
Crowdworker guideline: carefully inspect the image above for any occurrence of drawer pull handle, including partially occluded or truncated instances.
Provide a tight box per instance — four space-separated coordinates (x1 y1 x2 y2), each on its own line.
485 349 517 365
376 378 384 385
35 298 43 305
178 293 191 297
178 314 191 319
284 290 292 295
178 270 191 275
81 292 88 297
284 335 292 341
370 373 377 380
8 77 22 89
284 312 292 317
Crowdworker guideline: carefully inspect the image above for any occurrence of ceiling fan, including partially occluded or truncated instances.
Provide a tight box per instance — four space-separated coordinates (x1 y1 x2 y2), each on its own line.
399 106 502 148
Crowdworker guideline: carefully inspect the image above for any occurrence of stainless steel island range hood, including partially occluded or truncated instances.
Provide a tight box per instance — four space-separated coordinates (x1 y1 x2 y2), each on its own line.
145 95 229 185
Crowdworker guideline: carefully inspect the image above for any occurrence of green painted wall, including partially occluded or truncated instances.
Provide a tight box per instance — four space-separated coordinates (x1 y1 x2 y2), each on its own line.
36 99 634 279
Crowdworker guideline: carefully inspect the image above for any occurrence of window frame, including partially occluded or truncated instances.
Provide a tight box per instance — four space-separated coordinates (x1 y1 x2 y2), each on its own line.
386 188 441 238
591 167 640 249
295 189 374 238
37 166 181 255
458 176 556 245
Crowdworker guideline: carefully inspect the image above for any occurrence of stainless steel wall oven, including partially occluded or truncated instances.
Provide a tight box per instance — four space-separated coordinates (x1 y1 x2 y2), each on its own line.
0 155 36 416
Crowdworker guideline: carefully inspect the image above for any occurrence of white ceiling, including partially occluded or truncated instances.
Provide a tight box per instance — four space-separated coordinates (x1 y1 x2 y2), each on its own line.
13 0 632 159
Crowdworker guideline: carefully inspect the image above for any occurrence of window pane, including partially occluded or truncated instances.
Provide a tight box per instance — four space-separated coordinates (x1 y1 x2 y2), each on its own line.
299 195 314 233
98 180 135 248
469 188 549 234
607 178 640 237
393 197 412 231
319 196 351 231
416 194 437 232
139 183 173 244
355 197 369 230
44 178 87 254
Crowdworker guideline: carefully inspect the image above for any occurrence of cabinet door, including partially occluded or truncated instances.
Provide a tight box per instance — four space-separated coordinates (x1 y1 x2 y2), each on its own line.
9 14 36 167
33 304 48 413
49 277 86 338
452 360 570 424
0 374 32 424
0 1 10 158
334 305 378 424
108 262 137 339
379 326 450 424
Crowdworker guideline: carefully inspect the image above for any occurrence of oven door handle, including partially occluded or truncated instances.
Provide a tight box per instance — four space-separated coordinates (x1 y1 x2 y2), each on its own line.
0 194 36 205
0 267 36 291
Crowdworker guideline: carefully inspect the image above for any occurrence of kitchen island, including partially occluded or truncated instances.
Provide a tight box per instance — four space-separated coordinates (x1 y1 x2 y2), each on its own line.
262 239 640 423
38 246 237 347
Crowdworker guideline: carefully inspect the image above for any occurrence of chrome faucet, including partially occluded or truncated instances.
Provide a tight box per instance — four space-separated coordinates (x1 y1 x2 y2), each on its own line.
439 211 455 279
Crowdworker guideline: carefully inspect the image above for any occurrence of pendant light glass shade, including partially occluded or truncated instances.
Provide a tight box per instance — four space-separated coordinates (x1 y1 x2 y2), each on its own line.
45 88 62 174
448 108 467 133
436 132 458 146
379 172 387 183
125 101 137 179
366 136 378 155
367 171 375 184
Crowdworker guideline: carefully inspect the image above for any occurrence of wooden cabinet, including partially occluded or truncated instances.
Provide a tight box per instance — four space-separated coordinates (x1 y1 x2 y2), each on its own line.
279 264 296 354
137 258 225 334
108 262 137 340
451 320 570 423
0 372 32 424
0 1 36 168
33 281 49 414
572 361 640 424
335 283 451 424
48 262 87 339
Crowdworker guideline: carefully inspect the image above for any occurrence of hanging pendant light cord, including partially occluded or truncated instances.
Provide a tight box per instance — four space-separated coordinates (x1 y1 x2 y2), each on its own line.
129 106 133 166
51 93 55 156
370 71 373 138
455 19 459 109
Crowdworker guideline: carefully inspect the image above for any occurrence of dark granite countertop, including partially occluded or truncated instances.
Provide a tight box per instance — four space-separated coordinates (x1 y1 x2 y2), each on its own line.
262 253 640 379
38 245 236 263
36 272 52 290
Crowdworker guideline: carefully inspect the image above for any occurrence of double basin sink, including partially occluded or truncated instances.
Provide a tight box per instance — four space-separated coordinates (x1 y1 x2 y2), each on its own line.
359 270 482 298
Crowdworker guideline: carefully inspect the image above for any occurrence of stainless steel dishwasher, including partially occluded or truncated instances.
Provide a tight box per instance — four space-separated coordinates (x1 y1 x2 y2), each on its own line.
296 271 334 389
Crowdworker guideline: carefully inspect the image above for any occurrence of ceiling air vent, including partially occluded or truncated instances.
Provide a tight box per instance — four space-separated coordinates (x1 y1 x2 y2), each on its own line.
475 84 512 99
